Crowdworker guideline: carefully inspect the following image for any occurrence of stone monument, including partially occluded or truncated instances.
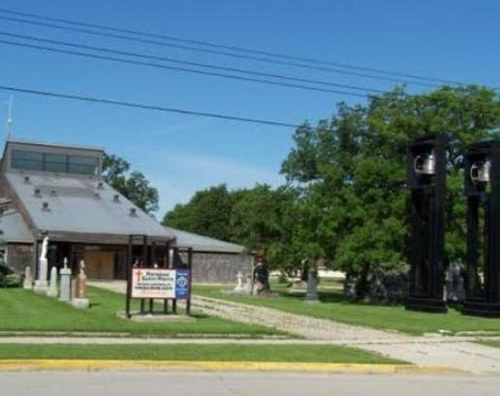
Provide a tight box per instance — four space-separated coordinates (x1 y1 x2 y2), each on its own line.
229 271 251 295
33 236 49 293
233 271 244 292
304 266 319 303
23 266 33 289
47 266 58 297
59 257 72 302
72 260 89 309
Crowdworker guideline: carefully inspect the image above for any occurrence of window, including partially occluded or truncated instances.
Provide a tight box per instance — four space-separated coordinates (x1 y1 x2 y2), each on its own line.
45 153 67 173
68 155 97 175
11 150 44 171
10 149 99 176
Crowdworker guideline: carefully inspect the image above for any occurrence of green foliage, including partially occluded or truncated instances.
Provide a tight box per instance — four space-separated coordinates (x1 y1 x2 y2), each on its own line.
281 86 500 297
163 184 298 269
163 86 500 288
163 184 233 241
102 154 159 213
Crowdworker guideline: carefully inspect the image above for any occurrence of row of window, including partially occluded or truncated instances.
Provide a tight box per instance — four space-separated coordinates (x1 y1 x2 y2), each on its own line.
11 150 98 175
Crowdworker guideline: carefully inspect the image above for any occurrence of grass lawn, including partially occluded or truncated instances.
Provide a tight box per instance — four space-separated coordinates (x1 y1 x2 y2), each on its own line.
477 340 500 349
0 343 402 364
0 287 287 338
194 284 500 335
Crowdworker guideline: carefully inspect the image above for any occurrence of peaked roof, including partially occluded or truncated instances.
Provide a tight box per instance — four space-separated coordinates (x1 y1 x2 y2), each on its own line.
5 172 173 243
165 226 246 254
0 209 33 243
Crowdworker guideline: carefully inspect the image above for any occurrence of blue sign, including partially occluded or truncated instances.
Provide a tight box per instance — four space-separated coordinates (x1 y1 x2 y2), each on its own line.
175 270 190 299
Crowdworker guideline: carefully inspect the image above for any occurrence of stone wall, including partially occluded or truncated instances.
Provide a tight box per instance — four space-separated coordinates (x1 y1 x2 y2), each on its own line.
180 252 253 284
6 243 34 274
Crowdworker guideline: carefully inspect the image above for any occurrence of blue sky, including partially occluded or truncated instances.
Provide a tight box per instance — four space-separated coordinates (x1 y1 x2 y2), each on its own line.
1 1 499 216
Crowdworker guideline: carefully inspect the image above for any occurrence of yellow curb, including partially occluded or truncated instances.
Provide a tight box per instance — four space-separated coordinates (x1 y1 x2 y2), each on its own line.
0 360 465 374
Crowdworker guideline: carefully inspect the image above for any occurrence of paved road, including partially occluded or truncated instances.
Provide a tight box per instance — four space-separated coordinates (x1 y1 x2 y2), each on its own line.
1 371 499 396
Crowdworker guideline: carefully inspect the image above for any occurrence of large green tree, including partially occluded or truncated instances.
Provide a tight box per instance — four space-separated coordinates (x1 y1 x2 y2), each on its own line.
102 154 159 214
282 86 500 297
163 184 233 241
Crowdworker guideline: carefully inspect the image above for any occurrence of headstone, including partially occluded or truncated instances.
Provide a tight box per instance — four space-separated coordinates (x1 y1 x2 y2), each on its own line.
59 257 72 302
233 271 244 292
304 267 319 303
47 266 58 297
446 261 465 302
23 266 33 289
72 260 89 309
34 236 49 293
243 274 252 294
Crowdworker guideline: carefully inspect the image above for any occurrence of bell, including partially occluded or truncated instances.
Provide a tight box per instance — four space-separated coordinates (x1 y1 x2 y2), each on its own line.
414 152 436 175
470 160 490 183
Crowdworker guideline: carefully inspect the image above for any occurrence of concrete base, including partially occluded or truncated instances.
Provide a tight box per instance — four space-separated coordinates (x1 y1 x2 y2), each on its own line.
33 280 48 294
47 289 58 298
23 282 33 290
117 311 196 322
72 298 90 309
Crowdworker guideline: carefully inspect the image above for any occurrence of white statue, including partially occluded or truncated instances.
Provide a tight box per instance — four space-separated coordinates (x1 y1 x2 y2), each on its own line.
40 236 49 261
79 259 85 276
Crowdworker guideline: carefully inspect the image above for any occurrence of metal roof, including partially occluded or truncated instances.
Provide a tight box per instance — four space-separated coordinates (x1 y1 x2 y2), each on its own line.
165 226 246 254
5 171 174 242
0 209 34 243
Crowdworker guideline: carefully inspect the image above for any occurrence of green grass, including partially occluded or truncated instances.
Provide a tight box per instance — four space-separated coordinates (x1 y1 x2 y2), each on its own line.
477 340 500 349
0 287 286 338
0 343 403 364
194 285 500 335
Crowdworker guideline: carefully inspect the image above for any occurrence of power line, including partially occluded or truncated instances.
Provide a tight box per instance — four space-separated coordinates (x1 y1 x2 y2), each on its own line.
0 31 385 95
0 38 369 98
0 84 300 128
0 14 438 88
0 7 465 86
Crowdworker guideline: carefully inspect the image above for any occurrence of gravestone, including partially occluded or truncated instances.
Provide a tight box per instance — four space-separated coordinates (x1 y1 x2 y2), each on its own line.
34 236 49 293
47 266 58 297
243 273 252 294
446 262 465 302
23 266 33 289
59 257 72 302
233 271 244 292
72 260 89 309
304 267 319 303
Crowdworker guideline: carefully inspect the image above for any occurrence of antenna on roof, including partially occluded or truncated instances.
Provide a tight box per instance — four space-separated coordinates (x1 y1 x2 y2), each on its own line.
4 95 13 140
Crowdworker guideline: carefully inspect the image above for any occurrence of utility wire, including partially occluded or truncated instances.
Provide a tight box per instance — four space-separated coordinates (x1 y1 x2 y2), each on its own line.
0 7 465 86
0 14 438 88
0 31 385 94
0 84 300 128
0 38 369 98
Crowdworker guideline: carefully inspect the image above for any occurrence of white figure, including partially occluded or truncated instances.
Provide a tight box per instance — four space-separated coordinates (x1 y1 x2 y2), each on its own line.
40 236 49 261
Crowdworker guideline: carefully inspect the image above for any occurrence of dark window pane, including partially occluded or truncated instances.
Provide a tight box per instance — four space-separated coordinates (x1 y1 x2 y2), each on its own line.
68 155 97 175
45 153 67 172
11 150 44 171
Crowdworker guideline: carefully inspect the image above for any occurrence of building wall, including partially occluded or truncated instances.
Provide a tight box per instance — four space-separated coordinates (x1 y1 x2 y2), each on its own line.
6 243 34 274
187 252 253 284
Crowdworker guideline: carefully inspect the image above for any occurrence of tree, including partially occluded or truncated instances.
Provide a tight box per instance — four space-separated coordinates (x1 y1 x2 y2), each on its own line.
102 154 159 213
163 184 233 241
282 86 500 298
